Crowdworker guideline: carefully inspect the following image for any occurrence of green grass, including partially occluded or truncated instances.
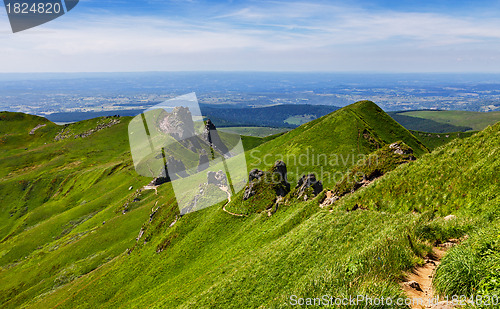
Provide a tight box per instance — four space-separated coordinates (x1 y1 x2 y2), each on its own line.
0 114 156 308
219 126 289 137
246 101 429 188
397 110 500 131
410 130 476 151
434 220 500 298
0 102 498 308
336 122 499 216
329 141 416 198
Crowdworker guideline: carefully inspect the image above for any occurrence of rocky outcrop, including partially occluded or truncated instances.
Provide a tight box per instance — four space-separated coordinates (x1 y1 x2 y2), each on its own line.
249 168 264 182
389 142 415 159
203 119 229 155
157 107 203 152
271 161 291 197
150 176 169 186
54 117 120 141
243 161 290 201
243 183 257 200
295 174 323 199
207 170 228 187
158 106 195 141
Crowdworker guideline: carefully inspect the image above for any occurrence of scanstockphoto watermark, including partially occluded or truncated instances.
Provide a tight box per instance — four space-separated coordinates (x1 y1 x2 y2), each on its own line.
288 294 500 307
3 0 79 33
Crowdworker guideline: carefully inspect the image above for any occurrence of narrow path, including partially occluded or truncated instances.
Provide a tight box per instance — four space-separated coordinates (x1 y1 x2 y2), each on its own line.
402 240 460 309
220 186 246 217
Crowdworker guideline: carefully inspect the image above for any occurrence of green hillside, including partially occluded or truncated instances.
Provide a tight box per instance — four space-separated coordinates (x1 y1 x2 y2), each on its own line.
0 103 497 308
20 114 499 308
391 110 500 132
410 130 476 151
0 113 158 308
246 100 428 187
334 122 500 298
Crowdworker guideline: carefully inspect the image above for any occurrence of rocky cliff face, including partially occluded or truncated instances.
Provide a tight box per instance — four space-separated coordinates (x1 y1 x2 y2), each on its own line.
203 119 229 156
157 107 203 153
149 108 234 186
158 107 195 141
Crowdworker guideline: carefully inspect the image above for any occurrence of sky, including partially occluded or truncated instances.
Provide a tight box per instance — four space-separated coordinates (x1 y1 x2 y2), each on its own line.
1 0 500 72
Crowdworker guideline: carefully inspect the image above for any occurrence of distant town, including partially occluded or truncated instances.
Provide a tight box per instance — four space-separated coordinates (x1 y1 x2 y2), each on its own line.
1 72 500 115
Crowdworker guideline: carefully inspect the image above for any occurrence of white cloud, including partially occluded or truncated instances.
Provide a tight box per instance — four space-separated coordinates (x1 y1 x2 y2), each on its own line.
1 1 500 72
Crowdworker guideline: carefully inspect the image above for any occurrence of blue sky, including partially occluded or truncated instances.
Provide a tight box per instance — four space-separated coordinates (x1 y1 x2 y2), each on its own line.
1 0 500 72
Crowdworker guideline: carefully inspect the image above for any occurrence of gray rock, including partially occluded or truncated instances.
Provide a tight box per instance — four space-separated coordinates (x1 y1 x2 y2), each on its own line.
272 161 291 197
296 174 323 197
389 142 414 155
249 168 264 182
243 182 256 201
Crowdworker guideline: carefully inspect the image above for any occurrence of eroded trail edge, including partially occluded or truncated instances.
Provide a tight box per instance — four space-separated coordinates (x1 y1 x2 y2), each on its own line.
401 240 461 309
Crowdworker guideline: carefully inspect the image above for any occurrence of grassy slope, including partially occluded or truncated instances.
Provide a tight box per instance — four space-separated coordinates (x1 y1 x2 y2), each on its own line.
9 101 431 308
219 127 289 137
410 130 476 151
29 117 499 309
0 114 158 308
337 122 499 216
246 100 428 187
2 103 496 308
0 110 284 308
335 122 500 298
398 110 500 131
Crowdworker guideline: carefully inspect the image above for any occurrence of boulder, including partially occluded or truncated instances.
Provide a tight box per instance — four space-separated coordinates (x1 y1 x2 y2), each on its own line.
243 161 290 200
272 161 291 197
249 168 264 182
296 174 323 197
243 182 257 200
272 161 288 183
389 142 414 155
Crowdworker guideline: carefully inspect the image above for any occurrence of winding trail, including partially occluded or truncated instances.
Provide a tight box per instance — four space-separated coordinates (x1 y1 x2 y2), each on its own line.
220 186 246 217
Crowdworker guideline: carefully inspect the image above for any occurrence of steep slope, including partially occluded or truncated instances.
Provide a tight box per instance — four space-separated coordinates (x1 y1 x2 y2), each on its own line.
0 111 59 156
0 114 158 308
337 122 499 216
0 102 427 308
2 104 496 308
26 119 499 309
247 100 428 187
